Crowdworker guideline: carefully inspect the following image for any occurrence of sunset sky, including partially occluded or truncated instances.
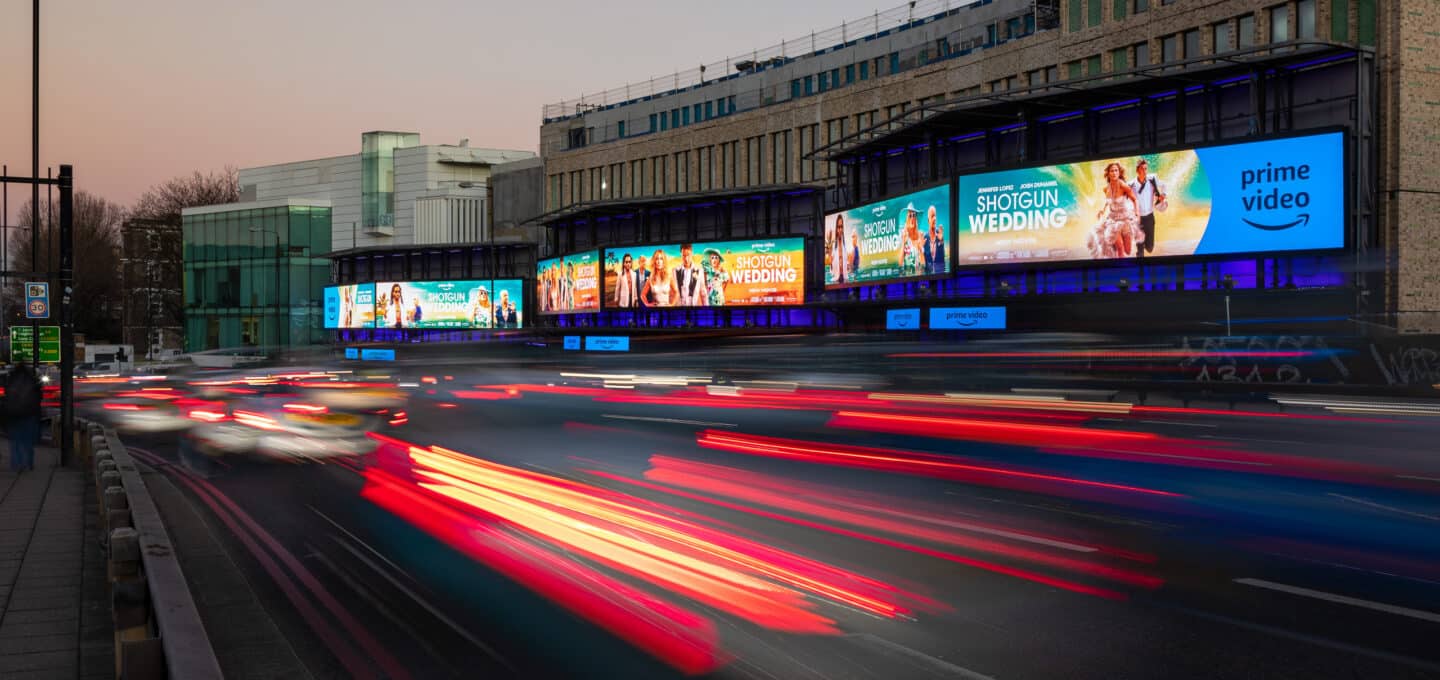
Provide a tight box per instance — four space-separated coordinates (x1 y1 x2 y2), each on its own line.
0 0 887 216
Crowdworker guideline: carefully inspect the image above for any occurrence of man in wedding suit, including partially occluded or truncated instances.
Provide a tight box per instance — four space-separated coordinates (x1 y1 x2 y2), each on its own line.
675 243 706 307
615 253 642 308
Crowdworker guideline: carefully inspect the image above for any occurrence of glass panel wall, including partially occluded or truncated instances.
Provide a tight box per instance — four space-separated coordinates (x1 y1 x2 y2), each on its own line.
182 205 333 352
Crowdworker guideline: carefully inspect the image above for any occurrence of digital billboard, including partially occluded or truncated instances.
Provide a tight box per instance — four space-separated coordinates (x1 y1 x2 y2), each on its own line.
536 249 601 314
602 237 805 308
954 131 1345 266
373 279 524 329
824 184 952 289
323 284 376 329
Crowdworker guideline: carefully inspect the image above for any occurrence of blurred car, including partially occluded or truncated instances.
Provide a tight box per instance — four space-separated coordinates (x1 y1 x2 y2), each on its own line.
185 376 408 463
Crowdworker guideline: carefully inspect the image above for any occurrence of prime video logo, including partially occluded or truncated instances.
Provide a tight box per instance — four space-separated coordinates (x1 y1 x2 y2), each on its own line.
871 204 887 218
1239 161 1312 231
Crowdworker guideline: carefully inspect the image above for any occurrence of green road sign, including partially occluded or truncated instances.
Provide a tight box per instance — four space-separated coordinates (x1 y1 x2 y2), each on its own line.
10 326 61 363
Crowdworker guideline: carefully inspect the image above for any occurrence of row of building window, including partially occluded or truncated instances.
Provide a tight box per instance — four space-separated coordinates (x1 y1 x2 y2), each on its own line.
551 0 1368 209
647 96 739 135
567 11 1040 151
1071 0 1366 45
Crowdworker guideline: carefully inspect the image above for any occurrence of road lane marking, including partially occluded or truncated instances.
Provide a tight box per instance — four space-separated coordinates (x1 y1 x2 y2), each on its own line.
1328 494 1440 522
1396 474 1440 484
850 633 998 680
1198 435 1305 446
1138 419 1219 428
324 530 517 671
1161 602 1440 674
602 414 738 428
1234 578 1440 623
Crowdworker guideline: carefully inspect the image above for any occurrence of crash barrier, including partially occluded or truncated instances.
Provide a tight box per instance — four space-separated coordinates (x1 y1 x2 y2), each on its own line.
77 418 223 680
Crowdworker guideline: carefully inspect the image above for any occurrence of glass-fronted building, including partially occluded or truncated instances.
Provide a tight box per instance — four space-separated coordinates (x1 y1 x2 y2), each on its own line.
181 199 333 352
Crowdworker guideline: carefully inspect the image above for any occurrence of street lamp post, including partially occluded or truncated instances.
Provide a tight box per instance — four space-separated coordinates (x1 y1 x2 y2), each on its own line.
250 227 281 355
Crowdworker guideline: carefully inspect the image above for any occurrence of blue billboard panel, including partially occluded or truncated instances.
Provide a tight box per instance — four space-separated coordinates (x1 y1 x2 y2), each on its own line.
584 336 630 352
930 306 1007 330
374 280 524 330
360 348 396 361
563 336 581 350
343 347 359 359
886 308 921 330
825 184 952 289
955 131 1344 265
324 284 376 329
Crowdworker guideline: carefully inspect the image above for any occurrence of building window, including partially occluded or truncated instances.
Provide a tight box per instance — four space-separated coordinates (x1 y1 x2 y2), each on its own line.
693 103 703 122
987 24 998 45
845 64 856 83
649 113 657 132
1069 0 1083 31
1088 0 1102 26
1086 54 1103 75
1161 34 1179 63
1046 65 1060 82
1068 60 1083 79
617 120 626 138
727 140 739 187
682 107 690 126
791 80 801 99
819 71 830 92
772 131 791 184
1332 0 1349 40
1028 68 1047 85
1135 41 1150 66
1213 21 1233 52
859 61 870 80
676 151 690 192
831 68 840 86
705 101 713 119
1357 0 1374 44
1111 46 1129 70
1270 4 1290 42
728 95 736 112
1134 0 1148 11
804 75 814 95
1184 28 1201 57
1114 0 1128 20
1239 13 1256 47
1297 0 1316 38
889 52 900 74
671 109 680 129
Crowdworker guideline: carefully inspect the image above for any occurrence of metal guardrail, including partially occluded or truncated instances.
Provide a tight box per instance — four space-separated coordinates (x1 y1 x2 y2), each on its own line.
76 419 223 680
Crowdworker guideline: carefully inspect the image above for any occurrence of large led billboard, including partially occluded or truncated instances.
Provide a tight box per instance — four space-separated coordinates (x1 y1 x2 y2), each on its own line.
824 184 952 289
536 250 601 314
323 284 376 329
602 237 806 308
954 130 1345 266
373 279 524 329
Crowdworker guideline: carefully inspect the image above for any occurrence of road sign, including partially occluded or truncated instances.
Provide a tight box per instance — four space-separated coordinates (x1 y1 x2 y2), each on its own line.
11 326 61 363
24 282 49 319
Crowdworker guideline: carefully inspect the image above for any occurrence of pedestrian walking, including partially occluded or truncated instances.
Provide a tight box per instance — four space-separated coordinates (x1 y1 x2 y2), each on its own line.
4 363 43 472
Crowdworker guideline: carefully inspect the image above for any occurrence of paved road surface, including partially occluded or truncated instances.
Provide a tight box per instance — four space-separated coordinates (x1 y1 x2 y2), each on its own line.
111 367 1440 679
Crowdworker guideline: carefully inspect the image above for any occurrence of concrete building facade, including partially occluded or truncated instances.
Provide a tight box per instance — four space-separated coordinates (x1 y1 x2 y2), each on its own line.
238 131 536 253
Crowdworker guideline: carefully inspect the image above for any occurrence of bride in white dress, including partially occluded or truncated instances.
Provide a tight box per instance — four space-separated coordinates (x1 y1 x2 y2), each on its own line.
640 249 679 307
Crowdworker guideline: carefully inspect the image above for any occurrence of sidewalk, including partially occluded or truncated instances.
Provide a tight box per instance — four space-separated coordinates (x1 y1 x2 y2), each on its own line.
0 439 113 680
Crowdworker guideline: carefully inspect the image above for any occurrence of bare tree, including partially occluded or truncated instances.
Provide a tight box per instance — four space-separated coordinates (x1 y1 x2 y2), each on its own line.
123 167 240 352
129 167 240 224
7 191 125 340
